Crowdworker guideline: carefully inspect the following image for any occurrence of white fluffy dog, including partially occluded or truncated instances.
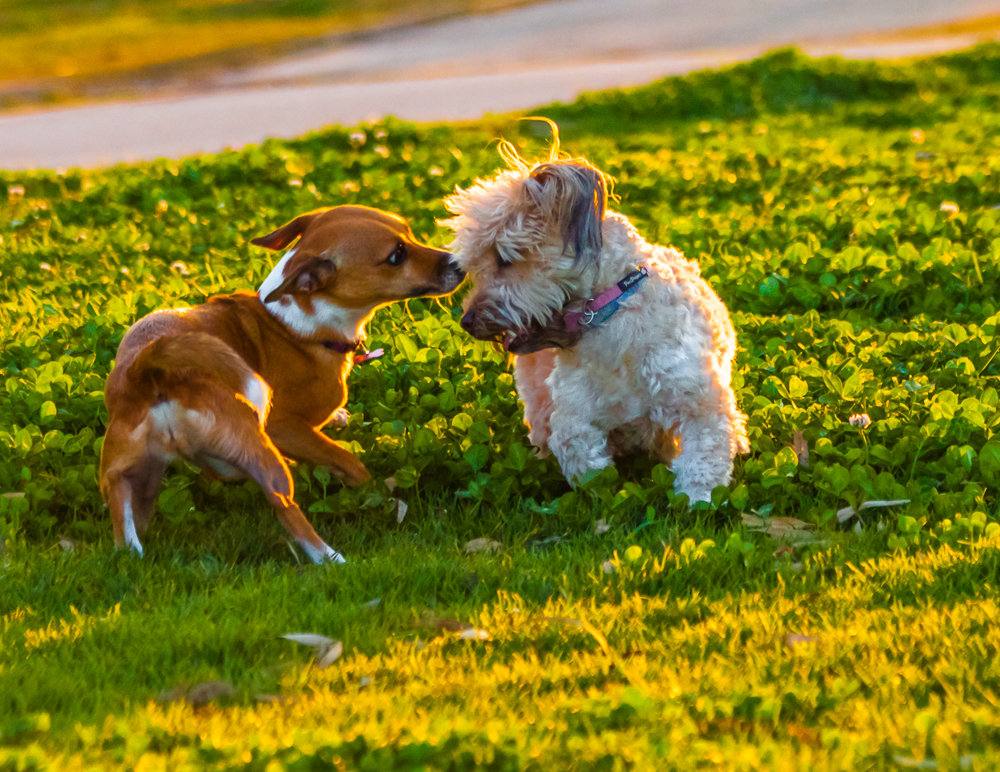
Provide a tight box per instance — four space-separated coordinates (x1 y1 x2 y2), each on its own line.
443 147 748 502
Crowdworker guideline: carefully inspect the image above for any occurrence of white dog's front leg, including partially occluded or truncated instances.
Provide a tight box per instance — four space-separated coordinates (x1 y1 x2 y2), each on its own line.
548 407 613 485
670 412 736 503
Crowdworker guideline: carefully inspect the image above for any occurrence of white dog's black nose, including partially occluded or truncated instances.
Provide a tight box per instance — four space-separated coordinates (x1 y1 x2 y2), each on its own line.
460 309 477 332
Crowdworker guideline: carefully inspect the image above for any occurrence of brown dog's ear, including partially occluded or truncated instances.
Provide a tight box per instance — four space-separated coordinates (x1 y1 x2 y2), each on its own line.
527 162 607 263
262 257 337 303
251 211 323 251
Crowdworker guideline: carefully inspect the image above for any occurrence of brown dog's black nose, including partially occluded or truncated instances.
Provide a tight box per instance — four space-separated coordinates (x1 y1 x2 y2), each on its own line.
460 309 477 332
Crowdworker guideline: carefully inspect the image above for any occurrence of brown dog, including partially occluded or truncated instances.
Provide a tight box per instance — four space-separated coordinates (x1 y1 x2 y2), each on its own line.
99 206 463 563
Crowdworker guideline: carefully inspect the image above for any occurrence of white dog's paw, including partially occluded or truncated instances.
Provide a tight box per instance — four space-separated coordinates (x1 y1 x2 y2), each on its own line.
677 486 714 505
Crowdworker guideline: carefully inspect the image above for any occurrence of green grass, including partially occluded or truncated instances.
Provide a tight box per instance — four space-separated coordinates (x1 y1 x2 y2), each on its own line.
2 44 1000 768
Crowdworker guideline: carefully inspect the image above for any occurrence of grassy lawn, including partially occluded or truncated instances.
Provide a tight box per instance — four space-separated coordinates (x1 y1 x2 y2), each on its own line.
2 45 1000 768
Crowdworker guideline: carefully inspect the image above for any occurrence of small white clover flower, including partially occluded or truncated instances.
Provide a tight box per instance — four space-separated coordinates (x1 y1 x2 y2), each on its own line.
849 413 871 429
348 132 366 148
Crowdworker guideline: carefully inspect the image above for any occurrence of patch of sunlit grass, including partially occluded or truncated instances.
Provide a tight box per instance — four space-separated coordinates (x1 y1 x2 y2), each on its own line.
2 539 998 768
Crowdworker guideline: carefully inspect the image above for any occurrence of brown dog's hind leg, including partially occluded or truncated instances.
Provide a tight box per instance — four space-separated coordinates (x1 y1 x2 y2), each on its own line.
100 419 168 556
126 457 168 537
210 419 347 564
103 464 164 555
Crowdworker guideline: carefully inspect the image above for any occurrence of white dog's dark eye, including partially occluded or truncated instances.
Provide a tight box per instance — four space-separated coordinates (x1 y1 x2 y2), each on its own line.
386 244 407 266
496 253 514 270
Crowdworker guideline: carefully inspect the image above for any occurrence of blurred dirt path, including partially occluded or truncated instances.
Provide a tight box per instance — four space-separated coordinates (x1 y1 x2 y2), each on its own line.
0 0 997 170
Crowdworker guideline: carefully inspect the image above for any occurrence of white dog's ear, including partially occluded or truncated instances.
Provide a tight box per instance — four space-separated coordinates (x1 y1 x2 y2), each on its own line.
526 162 606 262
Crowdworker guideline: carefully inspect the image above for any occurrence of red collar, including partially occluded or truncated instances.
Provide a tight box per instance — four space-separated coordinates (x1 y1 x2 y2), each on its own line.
321 339 384 363
321 338 361 354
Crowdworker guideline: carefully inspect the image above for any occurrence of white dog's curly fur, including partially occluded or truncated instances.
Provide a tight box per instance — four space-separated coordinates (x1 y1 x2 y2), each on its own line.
443 147 748 502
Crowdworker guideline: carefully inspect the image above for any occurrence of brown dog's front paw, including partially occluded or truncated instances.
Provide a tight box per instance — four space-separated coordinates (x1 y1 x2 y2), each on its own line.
334 458 371 487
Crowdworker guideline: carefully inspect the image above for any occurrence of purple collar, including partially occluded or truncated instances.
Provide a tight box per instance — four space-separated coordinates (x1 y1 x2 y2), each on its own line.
564 265 649 332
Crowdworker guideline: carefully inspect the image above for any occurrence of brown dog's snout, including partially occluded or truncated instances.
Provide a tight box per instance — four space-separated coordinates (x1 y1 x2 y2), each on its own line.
438 252 465 292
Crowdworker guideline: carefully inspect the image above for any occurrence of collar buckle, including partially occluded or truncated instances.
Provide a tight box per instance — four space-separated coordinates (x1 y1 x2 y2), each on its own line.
563 264 649 333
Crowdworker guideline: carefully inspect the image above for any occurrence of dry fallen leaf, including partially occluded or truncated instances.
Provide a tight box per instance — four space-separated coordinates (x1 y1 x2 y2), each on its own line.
419 611 472 632
281 632 334 649
316 640 344 669
161 680 235 707
785 723 822 748
791 430 809 467
594 518 611 535
384 476 397 492
57 536 76 553
457 628 491 641
464 537 502 554
836 498 911 523
395 499 408 523
188 685 231 706
743 513 824 543
784 634 819 647
417 611 491 640
601 559 617 574
2 492 25 499
281 632 343 668
363 597 381 608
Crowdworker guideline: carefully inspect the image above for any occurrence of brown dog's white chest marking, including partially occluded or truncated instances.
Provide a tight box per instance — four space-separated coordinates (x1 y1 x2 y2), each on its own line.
100 205 464 563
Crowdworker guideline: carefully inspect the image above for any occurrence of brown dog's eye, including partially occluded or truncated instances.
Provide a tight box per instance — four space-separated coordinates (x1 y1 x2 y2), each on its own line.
386 244 407 267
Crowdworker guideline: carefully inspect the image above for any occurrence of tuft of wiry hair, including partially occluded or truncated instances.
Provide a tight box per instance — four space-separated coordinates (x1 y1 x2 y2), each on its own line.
444 123 611 264
441 138 614 337
525 161 607 265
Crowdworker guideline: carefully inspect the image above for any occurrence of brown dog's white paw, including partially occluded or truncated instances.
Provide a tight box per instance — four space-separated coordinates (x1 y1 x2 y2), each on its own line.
329 408 350 427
